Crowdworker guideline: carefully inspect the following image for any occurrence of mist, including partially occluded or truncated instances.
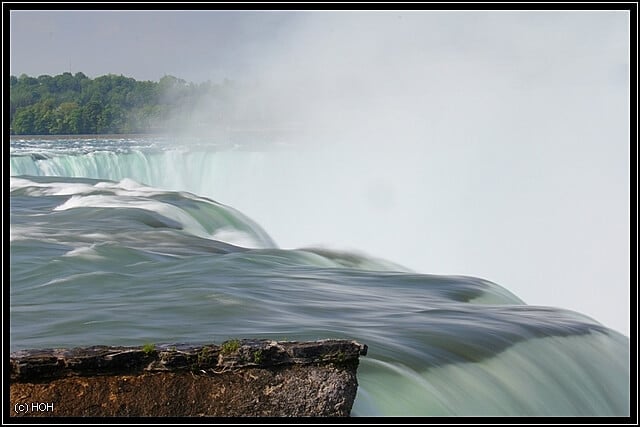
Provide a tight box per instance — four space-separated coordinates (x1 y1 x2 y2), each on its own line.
9 10 630 336
172 11 630 336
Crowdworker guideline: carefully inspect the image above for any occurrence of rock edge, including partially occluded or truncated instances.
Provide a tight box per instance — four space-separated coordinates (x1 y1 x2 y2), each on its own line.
10 339 368 417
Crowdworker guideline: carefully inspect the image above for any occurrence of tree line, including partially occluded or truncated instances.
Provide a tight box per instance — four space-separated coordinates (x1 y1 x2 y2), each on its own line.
9 72 235 135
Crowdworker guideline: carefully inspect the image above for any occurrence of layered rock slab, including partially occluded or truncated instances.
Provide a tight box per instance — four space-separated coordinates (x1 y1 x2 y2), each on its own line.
10 339 367 417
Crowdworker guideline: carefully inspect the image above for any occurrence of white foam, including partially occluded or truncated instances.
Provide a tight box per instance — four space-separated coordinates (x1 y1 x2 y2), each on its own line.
211 227 262 249
62 245 104 261
10 176 97 196
36 271 107 288
53 194 210 239
94 178 165 197
9 224 46 242
10 176 35 191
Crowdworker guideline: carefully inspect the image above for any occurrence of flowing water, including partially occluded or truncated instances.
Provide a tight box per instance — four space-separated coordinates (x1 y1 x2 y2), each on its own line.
9 135 630 416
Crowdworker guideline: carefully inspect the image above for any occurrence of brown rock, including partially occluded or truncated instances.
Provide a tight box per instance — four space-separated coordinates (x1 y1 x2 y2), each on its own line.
10 339 367 417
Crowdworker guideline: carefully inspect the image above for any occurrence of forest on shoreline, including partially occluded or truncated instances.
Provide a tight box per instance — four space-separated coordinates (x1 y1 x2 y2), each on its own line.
9 72 236 135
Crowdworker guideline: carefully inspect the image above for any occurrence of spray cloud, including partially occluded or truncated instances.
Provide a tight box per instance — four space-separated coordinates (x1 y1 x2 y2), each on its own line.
163 11 629 335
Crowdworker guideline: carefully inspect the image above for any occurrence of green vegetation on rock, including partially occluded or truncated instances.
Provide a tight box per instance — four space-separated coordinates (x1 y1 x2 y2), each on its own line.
220 339 241 355
142 343 156 355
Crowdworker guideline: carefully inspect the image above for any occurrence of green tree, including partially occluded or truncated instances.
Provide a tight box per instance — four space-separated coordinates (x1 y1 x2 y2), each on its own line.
10 71 234 135
81 101 102 134
12 107 36 134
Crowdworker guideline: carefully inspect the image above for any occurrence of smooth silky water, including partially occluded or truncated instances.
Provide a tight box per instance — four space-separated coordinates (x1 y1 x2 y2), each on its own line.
9 136 630 416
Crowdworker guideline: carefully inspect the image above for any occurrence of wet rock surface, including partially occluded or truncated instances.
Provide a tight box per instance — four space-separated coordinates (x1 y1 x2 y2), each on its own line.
10 339 367 417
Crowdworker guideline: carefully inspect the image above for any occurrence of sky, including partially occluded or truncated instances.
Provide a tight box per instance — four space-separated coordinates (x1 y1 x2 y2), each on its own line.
10 10 301 83
8 9 632 336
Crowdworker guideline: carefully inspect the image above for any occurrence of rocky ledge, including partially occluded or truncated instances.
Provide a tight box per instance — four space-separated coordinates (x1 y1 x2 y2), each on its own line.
10 339 367 417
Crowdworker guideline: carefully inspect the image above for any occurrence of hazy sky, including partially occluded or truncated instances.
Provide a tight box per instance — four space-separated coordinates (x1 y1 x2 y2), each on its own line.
9 9 632 336
10 10 302 82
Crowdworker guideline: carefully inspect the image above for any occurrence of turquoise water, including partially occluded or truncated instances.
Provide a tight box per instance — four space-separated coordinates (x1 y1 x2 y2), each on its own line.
9 136 630 416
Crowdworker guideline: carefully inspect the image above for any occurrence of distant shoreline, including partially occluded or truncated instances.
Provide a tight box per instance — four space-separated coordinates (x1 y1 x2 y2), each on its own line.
10 133 164 139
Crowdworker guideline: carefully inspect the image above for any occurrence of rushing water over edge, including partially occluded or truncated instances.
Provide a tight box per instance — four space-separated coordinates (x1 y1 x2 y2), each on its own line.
9 136 630 416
